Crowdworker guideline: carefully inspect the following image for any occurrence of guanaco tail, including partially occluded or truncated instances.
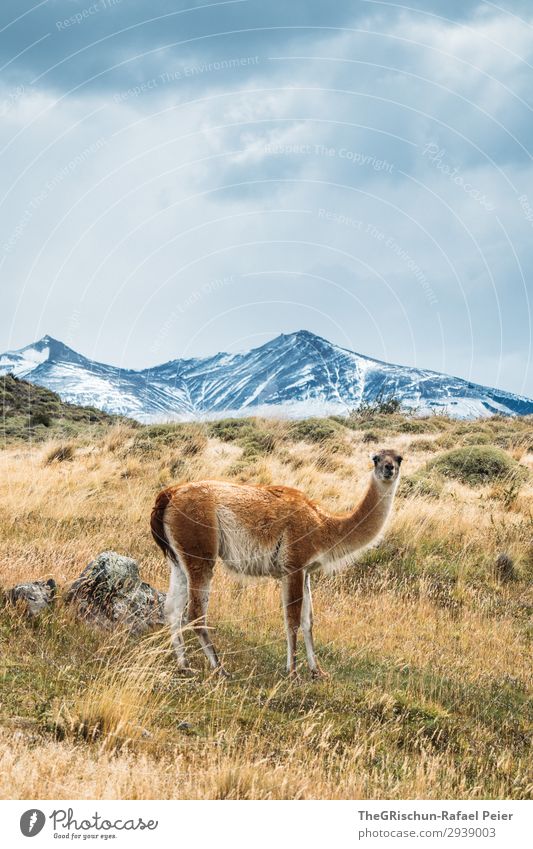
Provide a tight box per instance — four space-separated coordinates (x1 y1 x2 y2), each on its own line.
151 448 402 678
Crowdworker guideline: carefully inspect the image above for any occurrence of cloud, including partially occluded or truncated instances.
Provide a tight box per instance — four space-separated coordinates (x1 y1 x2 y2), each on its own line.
0 0 372 92
0 0 531 396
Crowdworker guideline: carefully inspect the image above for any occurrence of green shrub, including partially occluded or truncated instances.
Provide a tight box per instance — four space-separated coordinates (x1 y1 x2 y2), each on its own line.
31 411 51 427
135 424 180 445
397 419 427 434
399 472 444 500
208 418 278 457
461 432 491 446
288 417 340 443
132 423 207 455
240 430 277 457
344 409 440 435
427 446 528 487
208 418 252 443
408 439 435 452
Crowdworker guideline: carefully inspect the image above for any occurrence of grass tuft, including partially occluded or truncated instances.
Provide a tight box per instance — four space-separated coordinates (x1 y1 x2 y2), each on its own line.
43 441 76 465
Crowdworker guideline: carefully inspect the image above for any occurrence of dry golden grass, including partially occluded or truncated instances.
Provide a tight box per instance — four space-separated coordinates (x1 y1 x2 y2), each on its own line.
0 415 532 799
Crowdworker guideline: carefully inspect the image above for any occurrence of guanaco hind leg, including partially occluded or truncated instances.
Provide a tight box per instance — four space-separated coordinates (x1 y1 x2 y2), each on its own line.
165 557 190 669
187 566 228 676
166 550 227 676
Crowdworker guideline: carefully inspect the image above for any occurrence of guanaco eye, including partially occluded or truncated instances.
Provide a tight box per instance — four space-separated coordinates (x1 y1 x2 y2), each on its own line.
372 454 379 464
397 456 403 464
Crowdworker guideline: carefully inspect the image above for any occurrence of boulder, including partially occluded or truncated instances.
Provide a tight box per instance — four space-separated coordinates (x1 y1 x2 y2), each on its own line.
7 578 56 617
65 551 165 635
494 552 516 583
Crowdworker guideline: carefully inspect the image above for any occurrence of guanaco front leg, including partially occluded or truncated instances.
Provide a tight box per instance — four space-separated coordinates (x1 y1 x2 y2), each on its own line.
302 572 328 679
281 568 304 677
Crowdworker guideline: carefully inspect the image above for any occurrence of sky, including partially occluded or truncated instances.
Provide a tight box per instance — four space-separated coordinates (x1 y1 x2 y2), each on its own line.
0 0 532 396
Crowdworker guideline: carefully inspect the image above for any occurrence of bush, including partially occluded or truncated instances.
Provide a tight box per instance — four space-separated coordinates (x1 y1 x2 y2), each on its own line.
132 423 207 455
362 431 380 444
356 394 403 416
408 439 435 452
397 419 427 434
240 430 277 458
344 408 440 435
427 446 528 487
31 411 51 427
399 472 443 500
462 432 491 446
208 418 278 458
208 418 252 442
288 417 340 443
133 424 181 449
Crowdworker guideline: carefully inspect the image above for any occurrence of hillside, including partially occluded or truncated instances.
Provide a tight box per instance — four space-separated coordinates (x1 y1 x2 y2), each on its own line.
1 373 125 442
0 411 531 799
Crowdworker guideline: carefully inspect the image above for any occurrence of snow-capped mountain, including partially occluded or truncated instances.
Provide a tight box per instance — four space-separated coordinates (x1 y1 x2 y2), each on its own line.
1 331 532 421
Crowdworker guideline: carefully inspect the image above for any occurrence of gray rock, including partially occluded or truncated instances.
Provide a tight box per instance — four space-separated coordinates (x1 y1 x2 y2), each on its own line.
7 578 56 617
494 552 516 583
65 551 165 635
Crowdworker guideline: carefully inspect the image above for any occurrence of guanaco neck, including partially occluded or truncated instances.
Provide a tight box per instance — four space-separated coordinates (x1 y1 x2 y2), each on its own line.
324 472 398 553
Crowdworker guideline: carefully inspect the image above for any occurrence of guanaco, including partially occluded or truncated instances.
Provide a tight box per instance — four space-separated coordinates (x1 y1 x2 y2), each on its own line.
151 448 402 678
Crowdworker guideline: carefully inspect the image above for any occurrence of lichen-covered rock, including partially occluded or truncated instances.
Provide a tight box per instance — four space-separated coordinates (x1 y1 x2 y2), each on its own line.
7 578 56 617
65 551 165 635
494 552 516 583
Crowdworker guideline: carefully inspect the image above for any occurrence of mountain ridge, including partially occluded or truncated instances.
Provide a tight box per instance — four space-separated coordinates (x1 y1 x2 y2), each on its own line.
1 331 532 421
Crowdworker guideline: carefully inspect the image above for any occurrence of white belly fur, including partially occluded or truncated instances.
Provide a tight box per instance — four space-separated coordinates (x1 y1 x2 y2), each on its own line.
216 506 285 579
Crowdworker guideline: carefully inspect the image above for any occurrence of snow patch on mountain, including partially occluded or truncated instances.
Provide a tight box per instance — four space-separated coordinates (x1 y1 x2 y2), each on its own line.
0 344 50 377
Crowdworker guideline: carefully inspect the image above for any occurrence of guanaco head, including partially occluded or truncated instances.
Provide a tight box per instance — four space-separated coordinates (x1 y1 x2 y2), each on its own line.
372 449 403 483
